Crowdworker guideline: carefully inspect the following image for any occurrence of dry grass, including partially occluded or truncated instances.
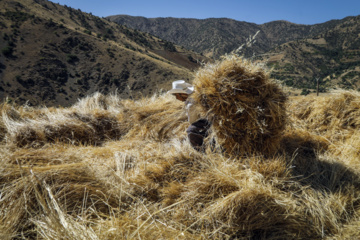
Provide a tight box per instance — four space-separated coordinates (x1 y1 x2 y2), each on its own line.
1 57 360 239
192 55 287 156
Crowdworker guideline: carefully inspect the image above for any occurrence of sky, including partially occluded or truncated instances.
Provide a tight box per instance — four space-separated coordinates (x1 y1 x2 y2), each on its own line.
49 0 360 25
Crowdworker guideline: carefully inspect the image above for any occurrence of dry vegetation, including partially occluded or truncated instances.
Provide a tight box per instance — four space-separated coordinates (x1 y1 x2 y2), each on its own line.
1 55 360 239
192 55 287 156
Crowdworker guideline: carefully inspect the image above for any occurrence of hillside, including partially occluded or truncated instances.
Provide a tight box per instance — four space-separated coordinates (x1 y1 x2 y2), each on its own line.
0 0 207 106
264 16 360 91
108 15 360 91
106 15 343 58
1 55 360 238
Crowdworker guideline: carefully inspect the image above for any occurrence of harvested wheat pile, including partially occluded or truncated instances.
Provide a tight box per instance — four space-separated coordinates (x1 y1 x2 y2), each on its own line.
1 83 360 239
2 107 129 147
1 93 187 147
288 90 360 141
192 55 287 156
287 90 360 163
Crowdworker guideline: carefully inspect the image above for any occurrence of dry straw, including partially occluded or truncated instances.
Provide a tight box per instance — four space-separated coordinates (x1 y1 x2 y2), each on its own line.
192 54 287 156
287 90 360 164
1 76 360 238
288 90 360 141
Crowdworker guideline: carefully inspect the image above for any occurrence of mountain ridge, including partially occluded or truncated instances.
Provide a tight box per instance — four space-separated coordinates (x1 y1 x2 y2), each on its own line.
107 15 348 57
108 14 360 91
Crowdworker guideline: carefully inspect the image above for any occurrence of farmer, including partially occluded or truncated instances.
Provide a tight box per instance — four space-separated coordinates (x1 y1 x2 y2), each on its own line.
168 80 211 150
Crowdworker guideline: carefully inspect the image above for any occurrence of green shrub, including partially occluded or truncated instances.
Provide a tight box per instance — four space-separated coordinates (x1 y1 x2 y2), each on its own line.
84 29 91 35
1 46 14 57
164 41 176 52
66 54 79 63
300 88 311 96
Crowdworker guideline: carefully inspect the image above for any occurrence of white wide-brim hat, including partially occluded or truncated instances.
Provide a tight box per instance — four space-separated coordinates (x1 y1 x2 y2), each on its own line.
167 80 194 95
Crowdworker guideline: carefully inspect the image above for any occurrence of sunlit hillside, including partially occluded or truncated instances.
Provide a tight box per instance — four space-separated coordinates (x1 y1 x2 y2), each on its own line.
109 15 360 91
1 55 360 239
0 0 206 106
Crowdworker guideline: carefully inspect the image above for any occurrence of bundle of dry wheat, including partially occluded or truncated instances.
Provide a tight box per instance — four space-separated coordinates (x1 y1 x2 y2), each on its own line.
1 93 188 147
123 94 188 141
192 54 287 156
287 90 360 166
0 95 124 147
2 107 129 147
0 145 121 238
288 90 360 141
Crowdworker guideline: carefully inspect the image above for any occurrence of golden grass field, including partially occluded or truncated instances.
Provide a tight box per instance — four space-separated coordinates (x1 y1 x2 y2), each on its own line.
1 55 360 239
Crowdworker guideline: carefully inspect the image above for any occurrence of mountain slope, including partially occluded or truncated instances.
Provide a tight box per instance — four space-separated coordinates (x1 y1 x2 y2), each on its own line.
106 16 260 58
0 0 207 106
107 15 344 58
108 15 360 91
264 16 360 90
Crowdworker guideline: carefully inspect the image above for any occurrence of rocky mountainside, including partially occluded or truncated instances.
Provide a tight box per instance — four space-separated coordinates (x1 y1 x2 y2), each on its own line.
107 15 342 58
108 15 360 91
263 16 360 91
0 0 207 106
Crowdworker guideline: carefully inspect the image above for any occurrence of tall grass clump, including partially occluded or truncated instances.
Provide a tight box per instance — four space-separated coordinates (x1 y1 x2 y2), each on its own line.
192 54 287 156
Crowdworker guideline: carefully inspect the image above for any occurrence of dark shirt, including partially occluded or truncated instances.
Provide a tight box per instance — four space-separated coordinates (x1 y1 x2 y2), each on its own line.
186 119 211 151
